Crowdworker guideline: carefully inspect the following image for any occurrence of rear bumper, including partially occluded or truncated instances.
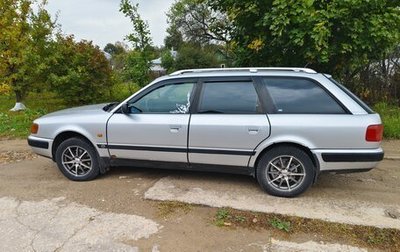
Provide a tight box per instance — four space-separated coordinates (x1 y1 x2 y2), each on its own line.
27 136 53 159
312 148 384 172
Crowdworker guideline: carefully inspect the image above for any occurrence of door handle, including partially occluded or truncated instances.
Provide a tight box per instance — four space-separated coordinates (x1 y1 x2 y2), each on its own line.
248 128 259 135
170 125 182 133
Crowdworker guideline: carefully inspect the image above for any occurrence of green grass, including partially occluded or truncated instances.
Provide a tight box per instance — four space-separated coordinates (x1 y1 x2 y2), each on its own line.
0 92 66 139
374 102 400 139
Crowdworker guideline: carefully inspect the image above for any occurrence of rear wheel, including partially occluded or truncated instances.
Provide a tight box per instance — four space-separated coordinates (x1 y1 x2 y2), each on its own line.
256 146 315 197
55 138 100 181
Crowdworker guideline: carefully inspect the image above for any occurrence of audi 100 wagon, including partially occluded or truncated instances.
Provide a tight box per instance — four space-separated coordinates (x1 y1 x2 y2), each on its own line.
28 68 384 197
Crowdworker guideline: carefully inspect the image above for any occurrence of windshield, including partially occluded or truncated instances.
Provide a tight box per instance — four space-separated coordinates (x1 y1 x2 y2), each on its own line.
324 75 374 114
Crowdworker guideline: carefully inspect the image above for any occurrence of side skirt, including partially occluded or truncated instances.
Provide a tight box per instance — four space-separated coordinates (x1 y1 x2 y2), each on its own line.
101 158 254 176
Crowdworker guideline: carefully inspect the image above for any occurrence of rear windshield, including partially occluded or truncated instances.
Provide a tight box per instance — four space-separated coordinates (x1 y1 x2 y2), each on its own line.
324 75 374 114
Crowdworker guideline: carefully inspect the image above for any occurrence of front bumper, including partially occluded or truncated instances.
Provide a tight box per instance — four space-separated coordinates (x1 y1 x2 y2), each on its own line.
313 147 384 172
27 135 53 159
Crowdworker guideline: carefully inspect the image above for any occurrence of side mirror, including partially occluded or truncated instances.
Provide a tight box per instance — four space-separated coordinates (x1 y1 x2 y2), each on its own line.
121 103 129 114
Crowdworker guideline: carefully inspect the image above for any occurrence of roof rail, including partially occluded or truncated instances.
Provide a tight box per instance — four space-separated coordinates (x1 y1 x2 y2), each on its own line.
169 67 317 76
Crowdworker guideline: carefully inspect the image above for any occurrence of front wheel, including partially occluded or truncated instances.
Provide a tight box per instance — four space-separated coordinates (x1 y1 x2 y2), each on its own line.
256 146 315 197
55 138 100 181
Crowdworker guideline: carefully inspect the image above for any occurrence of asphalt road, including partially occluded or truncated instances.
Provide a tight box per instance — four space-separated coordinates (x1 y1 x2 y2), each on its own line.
0 139 398 251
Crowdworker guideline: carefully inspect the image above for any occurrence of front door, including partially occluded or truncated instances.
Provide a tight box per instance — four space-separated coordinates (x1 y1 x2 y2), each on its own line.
107 81 196 163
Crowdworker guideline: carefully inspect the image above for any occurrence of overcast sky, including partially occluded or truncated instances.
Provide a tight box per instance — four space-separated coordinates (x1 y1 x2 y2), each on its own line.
46 0 175 49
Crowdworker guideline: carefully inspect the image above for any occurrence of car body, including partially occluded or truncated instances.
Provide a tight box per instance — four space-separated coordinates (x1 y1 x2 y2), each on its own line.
28 67 384 197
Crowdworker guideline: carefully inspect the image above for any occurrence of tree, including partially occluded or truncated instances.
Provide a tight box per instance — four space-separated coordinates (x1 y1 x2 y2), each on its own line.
161 50 176 73
104 42 127 56
49 35 113 106
120 0 153 87
164 24 184 50
174 43 220 70
0 0 55 110
211 0 400 80
167 0 231 45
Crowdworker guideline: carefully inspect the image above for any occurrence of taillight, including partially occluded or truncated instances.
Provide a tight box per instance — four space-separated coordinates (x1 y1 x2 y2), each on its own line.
31 123 39 134
366 124 383 142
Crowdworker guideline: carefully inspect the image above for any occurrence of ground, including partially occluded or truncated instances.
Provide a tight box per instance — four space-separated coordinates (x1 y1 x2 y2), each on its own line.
0 139 399 251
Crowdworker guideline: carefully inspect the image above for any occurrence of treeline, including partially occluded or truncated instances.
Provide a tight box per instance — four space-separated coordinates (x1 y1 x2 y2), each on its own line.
1 0 399 108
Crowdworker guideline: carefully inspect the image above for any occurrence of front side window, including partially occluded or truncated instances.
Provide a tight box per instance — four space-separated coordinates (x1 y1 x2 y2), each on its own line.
128 83 195 114
198 82 260 114
262 77 346 114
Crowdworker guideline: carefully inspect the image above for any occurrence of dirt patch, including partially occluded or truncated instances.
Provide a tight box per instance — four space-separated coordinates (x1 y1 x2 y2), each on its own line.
0 151 37 165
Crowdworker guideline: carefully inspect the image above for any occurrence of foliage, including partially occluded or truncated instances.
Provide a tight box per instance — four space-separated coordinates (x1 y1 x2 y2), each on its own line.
374 102 400 139
174 43 221 70
0 83 12 95
0 0 55 103
160 50 176 73
270 217 291 232
103 42 127 56
167 0 231 45
120 0 153 87
0 92 65 138
164 24 184 50
49 35 113 106
211 0 400 79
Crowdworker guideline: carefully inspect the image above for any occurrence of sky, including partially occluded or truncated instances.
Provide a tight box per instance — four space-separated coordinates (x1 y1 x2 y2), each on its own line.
46 0 175 49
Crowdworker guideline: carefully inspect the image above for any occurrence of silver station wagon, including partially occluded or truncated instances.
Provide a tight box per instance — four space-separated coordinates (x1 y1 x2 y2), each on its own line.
28 68 384 197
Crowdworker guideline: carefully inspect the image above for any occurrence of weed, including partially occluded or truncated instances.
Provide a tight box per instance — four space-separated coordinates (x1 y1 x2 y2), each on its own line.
270 217 291 232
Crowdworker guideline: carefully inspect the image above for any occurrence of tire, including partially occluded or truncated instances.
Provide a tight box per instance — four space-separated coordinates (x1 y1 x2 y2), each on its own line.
256 145 315 197
55 137 100 181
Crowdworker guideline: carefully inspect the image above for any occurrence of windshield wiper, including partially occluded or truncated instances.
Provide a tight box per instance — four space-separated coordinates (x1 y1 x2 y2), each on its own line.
103 102 120 112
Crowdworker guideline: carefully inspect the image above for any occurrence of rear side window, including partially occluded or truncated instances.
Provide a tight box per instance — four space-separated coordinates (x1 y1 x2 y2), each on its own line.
262 77 346 114
199 82 260 114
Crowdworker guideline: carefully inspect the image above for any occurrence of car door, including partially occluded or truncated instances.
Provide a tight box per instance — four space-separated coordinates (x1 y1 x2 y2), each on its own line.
107 80 197 163
188 78 270 167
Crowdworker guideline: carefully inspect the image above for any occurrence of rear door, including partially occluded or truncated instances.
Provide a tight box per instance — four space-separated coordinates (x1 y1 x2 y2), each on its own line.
188 77 270 167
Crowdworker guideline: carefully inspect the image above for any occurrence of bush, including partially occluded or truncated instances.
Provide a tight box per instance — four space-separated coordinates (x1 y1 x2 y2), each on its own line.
374 102 400 139
49 36 113 106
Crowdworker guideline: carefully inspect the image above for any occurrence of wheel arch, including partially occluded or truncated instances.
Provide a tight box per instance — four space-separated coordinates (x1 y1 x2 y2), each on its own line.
252 142 320 182
52 131 94 161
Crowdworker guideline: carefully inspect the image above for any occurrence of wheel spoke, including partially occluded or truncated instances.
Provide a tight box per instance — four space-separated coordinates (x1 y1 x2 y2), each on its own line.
80 163 91 169
270 162 282 172
286 157 293 169
62 160 75 165
78 150 87 159
285 177 291 191
287 172 305 176
268 175 282 184
68 148 75 158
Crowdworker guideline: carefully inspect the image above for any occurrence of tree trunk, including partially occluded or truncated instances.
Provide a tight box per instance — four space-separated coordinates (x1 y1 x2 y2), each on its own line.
15 90 23 102
10 90 27 111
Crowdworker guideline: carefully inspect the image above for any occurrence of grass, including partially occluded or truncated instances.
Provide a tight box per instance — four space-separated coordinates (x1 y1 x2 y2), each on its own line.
0 92 66 139
213 208 400 251
374 102 400 139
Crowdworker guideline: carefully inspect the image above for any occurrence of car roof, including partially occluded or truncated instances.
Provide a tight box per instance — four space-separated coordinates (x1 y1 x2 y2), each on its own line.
154 67 320 82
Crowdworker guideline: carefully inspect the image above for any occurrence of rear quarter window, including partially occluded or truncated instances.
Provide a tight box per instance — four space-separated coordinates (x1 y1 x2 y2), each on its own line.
262 77 347 114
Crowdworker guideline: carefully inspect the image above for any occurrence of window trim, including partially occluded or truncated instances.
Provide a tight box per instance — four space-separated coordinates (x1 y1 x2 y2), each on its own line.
193 77 265 115
260 76 351 115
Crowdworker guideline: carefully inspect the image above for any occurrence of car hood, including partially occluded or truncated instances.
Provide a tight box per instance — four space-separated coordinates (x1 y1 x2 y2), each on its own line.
41 103 110 118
